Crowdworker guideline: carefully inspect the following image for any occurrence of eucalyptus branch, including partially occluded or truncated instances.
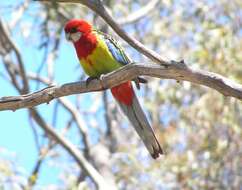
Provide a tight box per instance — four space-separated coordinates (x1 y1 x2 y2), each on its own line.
1 62 242 111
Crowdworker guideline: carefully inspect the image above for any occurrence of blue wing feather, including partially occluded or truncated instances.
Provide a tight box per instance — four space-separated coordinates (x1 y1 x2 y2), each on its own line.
96 30 131 65
105 39 129 65
94 30 144 90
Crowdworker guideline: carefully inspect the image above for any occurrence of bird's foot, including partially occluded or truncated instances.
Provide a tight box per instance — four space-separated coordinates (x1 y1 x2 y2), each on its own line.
99 74 106 90
86 75 105 90
86 76 99 88
133 77 148 89
137 77 147 84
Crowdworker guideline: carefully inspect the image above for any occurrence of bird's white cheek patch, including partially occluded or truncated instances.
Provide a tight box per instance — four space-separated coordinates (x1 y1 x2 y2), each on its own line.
70 32 82 42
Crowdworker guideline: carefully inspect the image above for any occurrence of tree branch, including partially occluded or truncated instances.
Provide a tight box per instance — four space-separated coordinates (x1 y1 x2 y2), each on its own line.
0 62 242 111
118 0 159 25
29 108 116 190
0 18 29 93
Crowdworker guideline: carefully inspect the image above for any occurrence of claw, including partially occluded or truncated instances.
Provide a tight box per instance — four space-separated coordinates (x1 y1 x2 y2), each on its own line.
86 75 105 90
86 76 99 87
133 77 148 90
99 74 105 90
137 77 147 84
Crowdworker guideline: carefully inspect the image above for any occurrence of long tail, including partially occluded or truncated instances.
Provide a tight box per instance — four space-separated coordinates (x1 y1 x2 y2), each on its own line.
111 81 163 159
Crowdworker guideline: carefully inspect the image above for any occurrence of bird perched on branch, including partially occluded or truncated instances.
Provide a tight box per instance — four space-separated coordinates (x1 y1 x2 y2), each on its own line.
64 19 163 159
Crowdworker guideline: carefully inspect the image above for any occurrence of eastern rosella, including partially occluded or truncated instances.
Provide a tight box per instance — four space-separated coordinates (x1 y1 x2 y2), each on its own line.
64 19 163 159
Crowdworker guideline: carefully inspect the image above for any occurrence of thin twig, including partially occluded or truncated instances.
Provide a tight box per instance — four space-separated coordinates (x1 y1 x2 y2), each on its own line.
0 18 29 93
118 0 160 25
28 73 91 156
29 108 115 190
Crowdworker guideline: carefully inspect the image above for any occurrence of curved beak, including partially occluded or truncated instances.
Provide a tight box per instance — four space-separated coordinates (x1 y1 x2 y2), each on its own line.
65 32 71 41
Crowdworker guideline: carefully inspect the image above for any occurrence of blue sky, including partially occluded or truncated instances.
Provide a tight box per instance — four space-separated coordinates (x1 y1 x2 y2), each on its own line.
0 0 82 186
0 0 119 186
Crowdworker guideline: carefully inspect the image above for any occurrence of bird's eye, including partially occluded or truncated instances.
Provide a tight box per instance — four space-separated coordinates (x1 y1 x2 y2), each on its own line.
70 28 77 33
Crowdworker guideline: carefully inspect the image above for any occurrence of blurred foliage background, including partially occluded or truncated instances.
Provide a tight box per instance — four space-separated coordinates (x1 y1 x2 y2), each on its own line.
0 0 241 189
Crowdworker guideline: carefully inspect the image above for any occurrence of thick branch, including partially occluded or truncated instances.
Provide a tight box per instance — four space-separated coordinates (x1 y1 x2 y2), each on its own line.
0 62 242 111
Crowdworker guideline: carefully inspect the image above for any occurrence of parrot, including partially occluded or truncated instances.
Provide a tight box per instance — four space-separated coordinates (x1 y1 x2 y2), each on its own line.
64 19 163 159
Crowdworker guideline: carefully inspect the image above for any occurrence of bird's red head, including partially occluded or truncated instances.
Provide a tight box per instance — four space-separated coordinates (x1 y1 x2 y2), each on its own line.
64 19 97 58
64 19 92 42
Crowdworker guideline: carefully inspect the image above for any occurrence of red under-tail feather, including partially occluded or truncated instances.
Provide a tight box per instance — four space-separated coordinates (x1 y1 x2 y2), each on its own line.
111 82 134 106
111 81 163 159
